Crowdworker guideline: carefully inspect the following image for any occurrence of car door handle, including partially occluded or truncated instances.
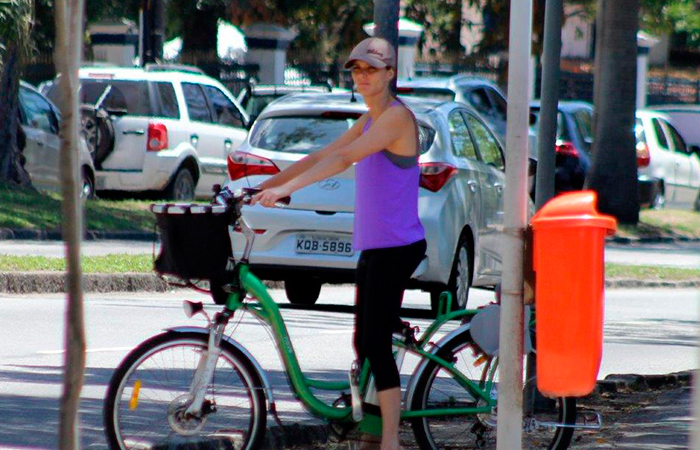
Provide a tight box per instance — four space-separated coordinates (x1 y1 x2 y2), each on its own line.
36 140 44 147
224 139 233 149
467 180 478 193
190 134 199 146
122 129 145 135
494 183 504 193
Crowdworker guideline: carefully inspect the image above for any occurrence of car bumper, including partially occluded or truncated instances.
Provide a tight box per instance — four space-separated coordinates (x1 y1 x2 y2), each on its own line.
638 175 657 207
95 152 179 192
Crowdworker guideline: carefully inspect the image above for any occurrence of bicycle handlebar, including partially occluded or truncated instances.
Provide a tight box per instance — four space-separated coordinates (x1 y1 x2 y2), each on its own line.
212 185 291 208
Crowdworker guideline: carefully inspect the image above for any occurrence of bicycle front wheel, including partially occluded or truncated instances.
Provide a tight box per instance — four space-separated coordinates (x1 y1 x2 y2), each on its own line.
104 331 267 450
410 330 576 450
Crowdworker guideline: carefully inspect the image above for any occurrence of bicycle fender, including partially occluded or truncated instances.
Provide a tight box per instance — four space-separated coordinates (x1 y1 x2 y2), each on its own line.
165 326 277 409
404 323 471 408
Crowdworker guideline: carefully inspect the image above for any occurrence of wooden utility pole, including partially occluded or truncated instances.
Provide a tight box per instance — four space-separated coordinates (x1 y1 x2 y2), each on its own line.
54 0 86 447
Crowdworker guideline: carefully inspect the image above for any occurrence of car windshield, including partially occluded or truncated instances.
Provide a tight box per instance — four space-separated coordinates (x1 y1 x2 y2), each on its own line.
398 88 455 102
249 116 357 154
246 95 283 118
531 109 565 139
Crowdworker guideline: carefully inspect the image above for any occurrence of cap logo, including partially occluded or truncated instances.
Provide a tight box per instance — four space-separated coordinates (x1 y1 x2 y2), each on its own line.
367 48 384 58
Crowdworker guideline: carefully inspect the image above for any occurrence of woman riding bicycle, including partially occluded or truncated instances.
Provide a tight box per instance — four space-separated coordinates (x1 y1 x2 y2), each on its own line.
253 37 426 450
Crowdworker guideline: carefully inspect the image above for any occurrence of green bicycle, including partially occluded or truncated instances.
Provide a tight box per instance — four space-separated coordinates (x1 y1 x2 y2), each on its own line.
103 188 594 450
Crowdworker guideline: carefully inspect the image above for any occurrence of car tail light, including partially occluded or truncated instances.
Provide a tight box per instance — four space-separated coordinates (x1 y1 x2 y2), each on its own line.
233 224 267 234
555 140 579 157
419 162 458 192
227 151 280 181
636 141 650 167
147 122 168 152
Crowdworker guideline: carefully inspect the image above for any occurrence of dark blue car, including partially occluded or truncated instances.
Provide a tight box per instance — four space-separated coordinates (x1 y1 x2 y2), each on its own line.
530 101 594 192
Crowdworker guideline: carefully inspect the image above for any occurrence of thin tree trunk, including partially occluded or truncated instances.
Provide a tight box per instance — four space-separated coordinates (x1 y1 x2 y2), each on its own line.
0 42 33 187
586 0 639 224
54 0 86 447
373 0 400 93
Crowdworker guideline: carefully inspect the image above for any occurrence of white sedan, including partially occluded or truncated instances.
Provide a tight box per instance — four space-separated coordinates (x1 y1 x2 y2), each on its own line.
223 93 507 313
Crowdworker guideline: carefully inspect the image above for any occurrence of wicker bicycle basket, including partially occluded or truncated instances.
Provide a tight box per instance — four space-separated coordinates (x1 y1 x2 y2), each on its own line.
151 204 235 294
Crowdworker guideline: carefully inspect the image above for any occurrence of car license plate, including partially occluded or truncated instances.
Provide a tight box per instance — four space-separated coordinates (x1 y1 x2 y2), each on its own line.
295 234 354 256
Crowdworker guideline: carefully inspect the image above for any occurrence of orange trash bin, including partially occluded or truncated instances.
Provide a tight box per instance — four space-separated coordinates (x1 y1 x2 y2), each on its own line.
531 191 617 397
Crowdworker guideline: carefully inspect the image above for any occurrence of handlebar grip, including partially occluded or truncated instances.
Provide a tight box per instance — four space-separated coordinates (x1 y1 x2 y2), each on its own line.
242 187 291 206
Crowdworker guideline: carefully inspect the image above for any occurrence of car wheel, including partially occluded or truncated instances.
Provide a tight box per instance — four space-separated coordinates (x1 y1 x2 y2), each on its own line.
651 181 665 209
284 277 322 306
81 169 96 200
164 168 195 201
431 235 472 314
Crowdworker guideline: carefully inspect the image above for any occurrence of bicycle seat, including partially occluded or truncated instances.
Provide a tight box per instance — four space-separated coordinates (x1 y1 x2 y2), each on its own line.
411 256 428 279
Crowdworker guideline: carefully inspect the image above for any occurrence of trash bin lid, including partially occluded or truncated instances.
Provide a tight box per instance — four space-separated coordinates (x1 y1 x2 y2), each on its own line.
531 191 617 233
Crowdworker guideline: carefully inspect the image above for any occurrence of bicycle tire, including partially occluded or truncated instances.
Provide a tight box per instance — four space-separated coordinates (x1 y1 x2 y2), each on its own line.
104 331 267 450
409 329 576 450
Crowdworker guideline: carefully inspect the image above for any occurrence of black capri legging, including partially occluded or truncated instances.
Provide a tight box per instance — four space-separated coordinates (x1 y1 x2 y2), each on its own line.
353 239 427 392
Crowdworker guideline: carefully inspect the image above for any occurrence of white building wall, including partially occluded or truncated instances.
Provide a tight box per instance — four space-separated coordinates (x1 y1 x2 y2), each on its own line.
561 6 594 59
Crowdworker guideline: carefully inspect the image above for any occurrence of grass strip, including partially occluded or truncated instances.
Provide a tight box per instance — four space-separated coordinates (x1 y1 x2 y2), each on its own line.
606 263 700 281
0 254 154 274
0 182 157 233
616 209 700 239
1 255 699 282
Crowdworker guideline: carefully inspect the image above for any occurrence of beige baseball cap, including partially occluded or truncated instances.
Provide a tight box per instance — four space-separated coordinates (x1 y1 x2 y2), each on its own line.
344 37 397 69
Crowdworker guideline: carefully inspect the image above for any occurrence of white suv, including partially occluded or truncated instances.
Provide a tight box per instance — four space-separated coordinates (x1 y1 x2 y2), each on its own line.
45 65 250 199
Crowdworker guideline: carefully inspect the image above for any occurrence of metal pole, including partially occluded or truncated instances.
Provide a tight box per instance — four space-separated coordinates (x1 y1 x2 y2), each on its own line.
373 0 400 93
535 0 564 210
497 0 533 448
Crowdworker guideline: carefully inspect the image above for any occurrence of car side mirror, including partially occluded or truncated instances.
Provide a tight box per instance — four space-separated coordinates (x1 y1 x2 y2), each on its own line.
690 145 700 157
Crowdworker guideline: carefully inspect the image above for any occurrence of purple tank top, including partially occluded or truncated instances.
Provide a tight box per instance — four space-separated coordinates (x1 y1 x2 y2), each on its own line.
353 100 425 251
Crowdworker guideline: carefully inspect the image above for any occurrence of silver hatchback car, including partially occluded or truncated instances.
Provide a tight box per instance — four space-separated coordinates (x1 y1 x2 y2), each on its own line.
223 93 505 312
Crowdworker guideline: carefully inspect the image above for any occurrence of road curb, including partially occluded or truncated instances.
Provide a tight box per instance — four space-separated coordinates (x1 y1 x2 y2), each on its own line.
608 235 700 244
0 228 156 241
0 272 285 294
595 370 694 394
0 272 696 294
606 278 700 288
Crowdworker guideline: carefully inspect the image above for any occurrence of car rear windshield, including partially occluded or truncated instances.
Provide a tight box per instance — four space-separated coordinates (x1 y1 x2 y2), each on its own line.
249 116 358 154
249 114 436 155
77 80 179 118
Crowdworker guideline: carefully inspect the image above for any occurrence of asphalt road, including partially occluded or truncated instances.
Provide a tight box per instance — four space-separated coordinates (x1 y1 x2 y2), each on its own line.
2 239 699 267
0 286 697 449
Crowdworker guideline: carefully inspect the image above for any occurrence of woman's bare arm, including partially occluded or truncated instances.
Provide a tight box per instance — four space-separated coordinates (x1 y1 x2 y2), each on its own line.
257 114 369 190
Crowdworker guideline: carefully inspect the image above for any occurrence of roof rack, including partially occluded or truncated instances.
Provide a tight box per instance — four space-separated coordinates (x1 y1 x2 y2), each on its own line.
144 63 206 75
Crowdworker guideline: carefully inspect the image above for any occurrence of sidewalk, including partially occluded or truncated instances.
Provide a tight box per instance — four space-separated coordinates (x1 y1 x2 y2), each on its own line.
260 372 694 450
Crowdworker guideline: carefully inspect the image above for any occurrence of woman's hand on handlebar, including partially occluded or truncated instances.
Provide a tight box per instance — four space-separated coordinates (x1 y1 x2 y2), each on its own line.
250 185 293 208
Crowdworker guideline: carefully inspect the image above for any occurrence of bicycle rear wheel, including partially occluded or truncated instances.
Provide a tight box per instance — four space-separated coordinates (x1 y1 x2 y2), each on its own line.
104 331 267 450
410 330 576 450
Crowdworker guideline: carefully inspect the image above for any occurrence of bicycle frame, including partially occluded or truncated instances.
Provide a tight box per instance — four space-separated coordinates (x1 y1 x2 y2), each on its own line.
222 262 498 425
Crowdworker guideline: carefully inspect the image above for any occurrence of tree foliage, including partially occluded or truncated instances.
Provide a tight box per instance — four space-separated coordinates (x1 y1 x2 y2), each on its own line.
641 0 700 47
